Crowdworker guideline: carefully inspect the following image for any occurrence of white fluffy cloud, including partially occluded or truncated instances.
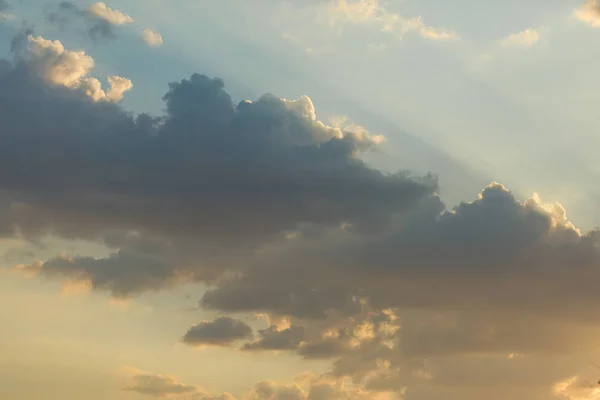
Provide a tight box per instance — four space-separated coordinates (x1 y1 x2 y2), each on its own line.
88 2 133 25
26 35 132 102
141 28 164 47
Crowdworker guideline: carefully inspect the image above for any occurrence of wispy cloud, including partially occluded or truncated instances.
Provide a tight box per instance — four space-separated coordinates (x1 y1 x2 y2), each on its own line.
0 0 13 20
499 28 540 47
88 2 133 25
326 0 458 41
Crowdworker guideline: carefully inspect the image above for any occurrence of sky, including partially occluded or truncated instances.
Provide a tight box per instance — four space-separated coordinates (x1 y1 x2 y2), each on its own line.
1 0 600 399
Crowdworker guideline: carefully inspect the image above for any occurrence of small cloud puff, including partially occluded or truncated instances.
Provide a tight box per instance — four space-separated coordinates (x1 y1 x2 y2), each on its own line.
0 0 13 20
141 28 163 47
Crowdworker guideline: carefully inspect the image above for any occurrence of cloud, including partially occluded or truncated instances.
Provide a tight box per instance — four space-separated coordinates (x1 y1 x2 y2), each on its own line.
574 0 600 28
553 376 600 400
196 183 600 393
121 369 379 400
105 75 134 102
122 367 201 398
88 2 133 25
141 28 163 47
0 0 13 20
242 324 305 352
243 376 380 400
6 30 600 399
326 0 458 41
499 28 540 47
2 54 429 296
397 16 458 41
24 35 132 102
45 1 132 42
181 317 253 347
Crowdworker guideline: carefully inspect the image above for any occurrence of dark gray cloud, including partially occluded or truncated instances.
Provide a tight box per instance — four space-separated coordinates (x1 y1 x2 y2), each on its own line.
194 183 600 392
1 48 433 296
181 317 253 347
202 183 599 324
0 69 430 241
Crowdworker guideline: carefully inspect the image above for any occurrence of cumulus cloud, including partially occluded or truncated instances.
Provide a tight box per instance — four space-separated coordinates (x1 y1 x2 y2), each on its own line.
242 324 305 352
5 29 600 400
122 367 201 398
24 35 131 102
182 317 253 347
88 2 133 25
1 54 428 295
499 28 540 47
553 376 600 400
141 28 163 47
574 0 600 28
45 1 132 42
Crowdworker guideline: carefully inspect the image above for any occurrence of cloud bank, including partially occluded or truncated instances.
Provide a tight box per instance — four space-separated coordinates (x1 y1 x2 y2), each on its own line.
3 31 600 400
23 35 131 102
0 0 12 19
88 2 133 25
